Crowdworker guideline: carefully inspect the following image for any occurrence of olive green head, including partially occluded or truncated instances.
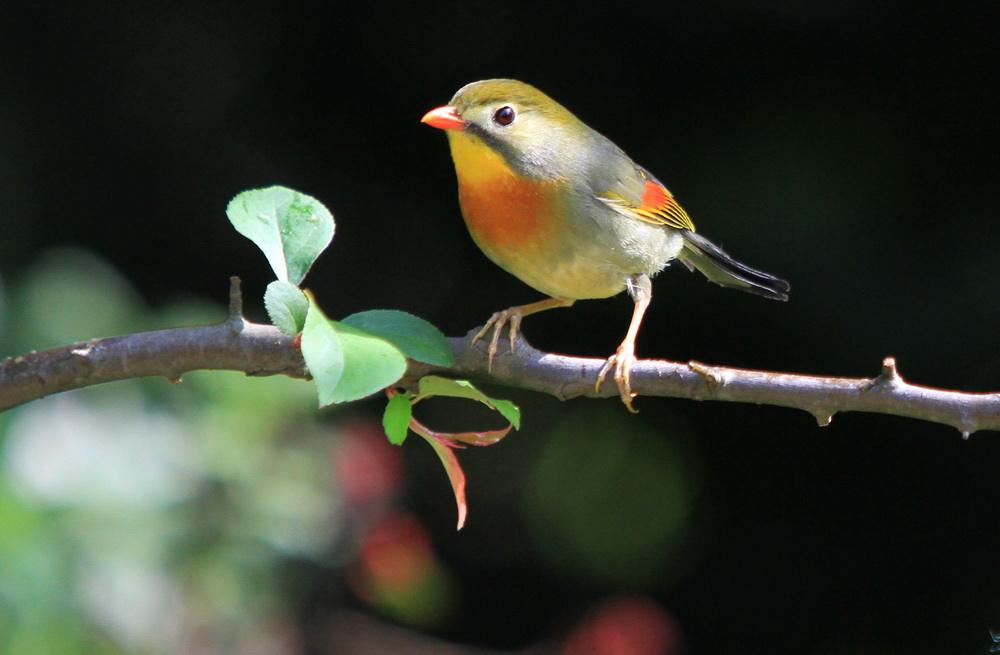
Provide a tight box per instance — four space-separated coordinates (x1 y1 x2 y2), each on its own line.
445 79 594 178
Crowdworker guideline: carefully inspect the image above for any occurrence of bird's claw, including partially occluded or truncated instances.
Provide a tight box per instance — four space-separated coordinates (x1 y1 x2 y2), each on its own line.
596 343 638 413
472 308 523 372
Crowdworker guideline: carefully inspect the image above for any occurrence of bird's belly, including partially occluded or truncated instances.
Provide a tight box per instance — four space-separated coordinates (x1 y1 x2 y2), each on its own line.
458 178 671 300
515 255 631 299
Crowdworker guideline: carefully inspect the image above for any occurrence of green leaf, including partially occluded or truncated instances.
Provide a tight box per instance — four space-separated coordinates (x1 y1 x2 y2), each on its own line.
382 394 412 445
416 377 488 403
226 186 335 284
301 295 408 406
342 310 454 366
405 379 522 530
488 399 521 431
416 376 521 430
301 296 344 407
264 280 309 335
332 322 408 403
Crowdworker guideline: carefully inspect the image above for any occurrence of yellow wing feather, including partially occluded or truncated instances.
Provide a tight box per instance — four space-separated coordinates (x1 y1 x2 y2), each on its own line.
597 171 696 231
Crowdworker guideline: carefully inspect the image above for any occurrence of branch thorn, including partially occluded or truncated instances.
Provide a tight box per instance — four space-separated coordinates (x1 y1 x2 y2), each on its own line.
813 411 835 427
688 360 720 388
227 276 245 332
879 356 901 383
862 356 903 391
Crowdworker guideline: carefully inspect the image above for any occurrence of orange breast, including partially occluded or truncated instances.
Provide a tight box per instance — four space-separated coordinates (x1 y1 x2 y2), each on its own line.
447 131 560 264
458 174 555 252
445 133 635 299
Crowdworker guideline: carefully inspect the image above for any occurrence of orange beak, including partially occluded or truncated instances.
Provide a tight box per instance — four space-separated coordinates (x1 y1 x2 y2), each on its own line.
421 105 468 131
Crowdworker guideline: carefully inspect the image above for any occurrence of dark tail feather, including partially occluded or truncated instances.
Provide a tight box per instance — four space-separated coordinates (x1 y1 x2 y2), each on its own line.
678 230 790 301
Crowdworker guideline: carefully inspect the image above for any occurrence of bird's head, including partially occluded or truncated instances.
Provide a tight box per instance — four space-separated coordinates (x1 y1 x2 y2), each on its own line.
422 79 589 180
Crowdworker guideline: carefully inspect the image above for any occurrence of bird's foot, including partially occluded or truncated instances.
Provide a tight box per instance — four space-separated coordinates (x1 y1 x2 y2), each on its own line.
472 307 524 372
596 341 639 413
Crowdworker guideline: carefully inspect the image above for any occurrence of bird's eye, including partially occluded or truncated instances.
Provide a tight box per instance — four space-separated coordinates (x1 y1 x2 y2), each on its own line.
493 106 516 126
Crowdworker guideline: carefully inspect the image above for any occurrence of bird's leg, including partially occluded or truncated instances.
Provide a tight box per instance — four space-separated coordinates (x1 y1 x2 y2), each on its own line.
596 274 652 413
473 297 574 371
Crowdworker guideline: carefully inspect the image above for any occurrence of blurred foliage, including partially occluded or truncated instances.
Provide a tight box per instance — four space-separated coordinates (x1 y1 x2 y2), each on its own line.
0 251 337 652
524 407 697 587
9 249 149 352
0 250 689 653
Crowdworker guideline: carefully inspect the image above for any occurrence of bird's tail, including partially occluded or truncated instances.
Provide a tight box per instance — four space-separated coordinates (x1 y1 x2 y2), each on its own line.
678 230 790 301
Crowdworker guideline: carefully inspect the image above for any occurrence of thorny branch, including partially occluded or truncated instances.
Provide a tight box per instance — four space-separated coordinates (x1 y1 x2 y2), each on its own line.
1 279 997 435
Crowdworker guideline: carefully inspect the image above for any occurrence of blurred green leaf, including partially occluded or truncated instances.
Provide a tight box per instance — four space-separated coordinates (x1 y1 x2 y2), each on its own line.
301 295 345 407
416 376 520 429
382 393 412 445
343 309 454 366
11 248 146 352
2 615 120 655
264 280 309 335
0 273 8 351
226 186 334 284
241 448 335 558
0 254 343 653
524 407 696 586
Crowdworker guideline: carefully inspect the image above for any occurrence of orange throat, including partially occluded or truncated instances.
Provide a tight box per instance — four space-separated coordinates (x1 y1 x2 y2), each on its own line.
458 175 555 251
447 133 557 253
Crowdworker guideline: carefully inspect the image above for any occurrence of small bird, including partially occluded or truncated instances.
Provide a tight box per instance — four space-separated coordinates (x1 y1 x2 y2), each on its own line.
422 79 789 411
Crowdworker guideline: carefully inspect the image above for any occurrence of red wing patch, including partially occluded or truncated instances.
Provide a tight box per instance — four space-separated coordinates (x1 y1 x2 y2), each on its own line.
641 179 671 210
597 176 696 231
634 179 696 231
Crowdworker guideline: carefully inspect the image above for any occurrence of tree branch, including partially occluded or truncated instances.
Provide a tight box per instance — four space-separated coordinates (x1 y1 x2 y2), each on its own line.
1 279 997 435
0 277 308 411
407 346 1000 437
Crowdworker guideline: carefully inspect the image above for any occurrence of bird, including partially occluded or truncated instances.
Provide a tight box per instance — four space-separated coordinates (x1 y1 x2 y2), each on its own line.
421 79 789 412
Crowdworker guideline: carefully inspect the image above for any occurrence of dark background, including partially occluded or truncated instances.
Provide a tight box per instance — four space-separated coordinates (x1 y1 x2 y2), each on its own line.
2 2 999 654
